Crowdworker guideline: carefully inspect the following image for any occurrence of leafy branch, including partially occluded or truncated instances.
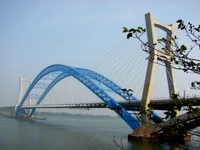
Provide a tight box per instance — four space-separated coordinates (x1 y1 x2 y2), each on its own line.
123 20 200 78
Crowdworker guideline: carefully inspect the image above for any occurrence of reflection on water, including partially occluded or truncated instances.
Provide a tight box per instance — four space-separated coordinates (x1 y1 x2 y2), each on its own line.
0 114 198 150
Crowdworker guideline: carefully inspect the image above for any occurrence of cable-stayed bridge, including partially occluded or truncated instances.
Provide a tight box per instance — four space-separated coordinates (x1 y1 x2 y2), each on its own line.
0 12 200 141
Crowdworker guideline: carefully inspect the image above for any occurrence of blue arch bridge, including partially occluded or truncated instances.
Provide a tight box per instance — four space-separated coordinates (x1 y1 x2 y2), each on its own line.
0 63 200 141
1 12 200 141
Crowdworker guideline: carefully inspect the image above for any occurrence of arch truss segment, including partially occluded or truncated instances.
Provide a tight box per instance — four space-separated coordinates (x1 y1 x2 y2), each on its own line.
15 64 141 130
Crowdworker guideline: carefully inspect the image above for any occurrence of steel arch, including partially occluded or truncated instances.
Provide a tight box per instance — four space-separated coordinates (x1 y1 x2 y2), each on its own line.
75 68 162 123
29 67 139 117
29 72 70 116
16 64 140 130
75 68 138 101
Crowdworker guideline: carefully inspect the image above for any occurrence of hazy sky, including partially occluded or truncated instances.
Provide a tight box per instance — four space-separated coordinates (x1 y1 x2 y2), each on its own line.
0 0 199 107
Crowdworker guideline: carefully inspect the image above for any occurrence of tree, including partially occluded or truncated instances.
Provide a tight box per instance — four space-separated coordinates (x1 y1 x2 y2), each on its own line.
123 20 200 89
120 20 200 149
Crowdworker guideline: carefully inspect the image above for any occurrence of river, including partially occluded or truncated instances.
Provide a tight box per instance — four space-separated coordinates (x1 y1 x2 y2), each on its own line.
0 113 198 150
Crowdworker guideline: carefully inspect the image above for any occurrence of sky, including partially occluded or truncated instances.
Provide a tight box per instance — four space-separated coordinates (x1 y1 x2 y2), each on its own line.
0 0 199 109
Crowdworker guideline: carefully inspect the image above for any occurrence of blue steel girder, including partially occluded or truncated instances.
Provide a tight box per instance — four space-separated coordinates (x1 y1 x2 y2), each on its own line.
29 72 70 116
75 68 138 101
15 66 63 116
15 65 64 116
30 94 41 100
30 68 139 116
75 68 162 124
33 82 49 89
90 79 113 93
41 71 62 80
16 64 140 130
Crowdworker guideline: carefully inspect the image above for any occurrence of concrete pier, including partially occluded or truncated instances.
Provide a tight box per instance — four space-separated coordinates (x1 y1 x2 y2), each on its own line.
128 126 191 142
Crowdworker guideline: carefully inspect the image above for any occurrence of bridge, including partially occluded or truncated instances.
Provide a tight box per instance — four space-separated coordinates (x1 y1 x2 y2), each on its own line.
0 12 200 142
19 98 200 110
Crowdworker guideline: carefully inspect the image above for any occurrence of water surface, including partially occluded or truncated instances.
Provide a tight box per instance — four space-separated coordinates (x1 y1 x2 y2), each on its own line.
0 114 198 150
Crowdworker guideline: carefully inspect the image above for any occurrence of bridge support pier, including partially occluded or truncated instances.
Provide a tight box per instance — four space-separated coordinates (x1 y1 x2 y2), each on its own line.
141 12 178 126
134 12 180 142
128 126 191 142
126 12 194 143
128 126 159 142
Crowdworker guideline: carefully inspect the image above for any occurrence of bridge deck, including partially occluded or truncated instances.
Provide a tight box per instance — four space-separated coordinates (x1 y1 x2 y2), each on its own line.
21 98 200 111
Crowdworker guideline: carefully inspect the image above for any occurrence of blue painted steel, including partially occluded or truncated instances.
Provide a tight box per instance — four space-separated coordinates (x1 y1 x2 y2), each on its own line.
29 72 70 116
30 94 41 100
15 65 140 130
75 68 138 101
41 71 62 80
75 68 162 123
15 64 162 130
33 82 49 89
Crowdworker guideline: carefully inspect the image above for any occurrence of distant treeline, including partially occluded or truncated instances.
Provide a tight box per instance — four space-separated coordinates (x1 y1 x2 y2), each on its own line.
34 111 118 119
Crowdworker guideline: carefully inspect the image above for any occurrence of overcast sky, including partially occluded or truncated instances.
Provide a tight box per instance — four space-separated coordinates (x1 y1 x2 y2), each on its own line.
0 0 199 108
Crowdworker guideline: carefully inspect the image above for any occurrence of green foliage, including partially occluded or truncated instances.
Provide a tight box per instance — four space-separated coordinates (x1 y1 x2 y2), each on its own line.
123 20 200 79
164 109 177 119
127 33 132 39
177 19 186 30
122 27 128 33
123 26 146 39
122 18 200 143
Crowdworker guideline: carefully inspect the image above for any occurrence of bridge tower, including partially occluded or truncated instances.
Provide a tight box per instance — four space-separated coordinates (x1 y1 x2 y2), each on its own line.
14 77 32 114
141 12 177 125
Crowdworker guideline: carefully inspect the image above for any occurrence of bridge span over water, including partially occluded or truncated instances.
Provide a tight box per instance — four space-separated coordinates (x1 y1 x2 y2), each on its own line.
20 98 200 110
0 61 199 139
1 12 200 141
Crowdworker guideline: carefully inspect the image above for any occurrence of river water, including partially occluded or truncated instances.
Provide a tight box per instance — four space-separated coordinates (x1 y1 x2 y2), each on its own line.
0 114 198 150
